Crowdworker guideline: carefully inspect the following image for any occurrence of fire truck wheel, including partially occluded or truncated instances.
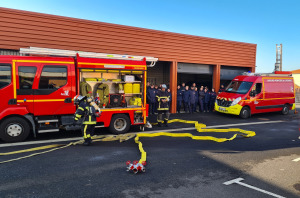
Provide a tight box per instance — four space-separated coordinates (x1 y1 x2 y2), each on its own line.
0 117 30 142
109 114 131 134
282 104 289 115
239 107 250 119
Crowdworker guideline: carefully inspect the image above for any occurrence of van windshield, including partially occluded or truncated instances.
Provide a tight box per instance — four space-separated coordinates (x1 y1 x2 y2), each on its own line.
225 81 253 94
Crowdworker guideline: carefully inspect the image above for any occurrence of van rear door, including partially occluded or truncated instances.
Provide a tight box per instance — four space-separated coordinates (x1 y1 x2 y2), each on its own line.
261 77 295 111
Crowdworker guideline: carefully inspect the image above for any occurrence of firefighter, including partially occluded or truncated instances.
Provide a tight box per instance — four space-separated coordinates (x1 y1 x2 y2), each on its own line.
189 87 196 113
210 88 217 111
203 88 210 112
147 84 156 115
198 86 205 112
177 85 183 113
156 84 170 127
154 85 159 114
194 87 199 112
218 84 225 94
183 86 191 113
191 83 197 90
74 95 100 146
181 82 186 91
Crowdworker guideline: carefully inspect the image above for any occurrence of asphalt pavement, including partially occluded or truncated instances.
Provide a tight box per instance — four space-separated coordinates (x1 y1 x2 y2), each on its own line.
0 110 299 198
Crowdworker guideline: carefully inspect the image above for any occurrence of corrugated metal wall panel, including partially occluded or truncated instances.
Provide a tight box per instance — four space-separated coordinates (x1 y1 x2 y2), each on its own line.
0 7 256 68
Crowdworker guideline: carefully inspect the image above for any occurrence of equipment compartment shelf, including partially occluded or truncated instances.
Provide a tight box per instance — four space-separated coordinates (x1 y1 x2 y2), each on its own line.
124 93 142 96
86 81 141 83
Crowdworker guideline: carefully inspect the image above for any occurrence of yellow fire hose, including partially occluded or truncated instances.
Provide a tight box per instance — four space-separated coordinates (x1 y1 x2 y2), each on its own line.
0 119 255 167
135 119 255 164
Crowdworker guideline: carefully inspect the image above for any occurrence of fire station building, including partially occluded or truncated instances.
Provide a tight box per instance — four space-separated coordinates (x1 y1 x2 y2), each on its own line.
0 7 257 113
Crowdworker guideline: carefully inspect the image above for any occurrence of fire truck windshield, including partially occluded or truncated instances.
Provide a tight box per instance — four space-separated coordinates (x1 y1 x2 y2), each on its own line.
225 81 253 94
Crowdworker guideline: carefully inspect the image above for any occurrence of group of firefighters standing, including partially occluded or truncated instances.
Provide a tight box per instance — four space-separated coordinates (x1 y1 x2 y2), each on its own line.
146 81 226 127
177 83 225 114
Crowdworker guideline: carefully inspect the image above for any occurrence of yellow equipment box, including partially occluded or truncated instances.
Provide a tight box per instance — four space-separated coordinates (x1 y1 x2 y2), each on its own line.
129 97 142 106
124 83 133 93
132 83 140 94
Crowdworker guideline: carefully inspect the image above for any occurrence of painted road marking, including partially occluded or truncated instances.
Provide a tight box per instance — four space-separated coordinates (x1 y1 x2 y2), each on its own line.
224 178 286 198
0 120 285 148
292 157 300 162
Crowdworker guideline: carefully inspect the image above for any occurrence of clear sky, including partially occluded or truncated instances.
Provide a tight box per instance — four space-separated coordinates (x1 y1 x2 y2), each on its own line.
1 0 299 72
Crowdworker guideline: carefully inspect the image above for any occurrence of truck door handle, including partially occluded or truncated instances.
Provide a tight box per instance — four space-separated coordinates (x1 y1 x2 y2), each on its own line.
8 99 17 105
64 98 72 103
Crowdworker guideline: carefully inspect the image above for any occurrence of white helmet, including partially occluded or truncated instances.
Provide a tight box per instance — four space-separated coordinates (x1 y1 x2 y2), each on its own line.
73 95 86 105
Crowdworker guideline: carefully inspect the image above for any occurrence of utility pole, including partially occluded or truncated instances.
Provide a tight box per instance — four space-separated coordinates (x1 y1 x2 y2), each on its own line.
274 44 282 71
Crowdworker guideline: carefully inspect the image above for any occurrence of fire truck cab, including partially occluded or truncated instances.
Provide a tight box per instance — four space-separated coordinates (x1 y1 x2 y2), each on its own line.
215 73 296 118
0 47 157 142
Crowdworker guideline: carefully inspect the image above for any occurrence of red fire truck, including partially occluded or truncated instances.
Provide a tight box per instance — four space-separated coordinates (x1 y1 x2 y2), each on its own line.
0 47 158 142
215 72 296 118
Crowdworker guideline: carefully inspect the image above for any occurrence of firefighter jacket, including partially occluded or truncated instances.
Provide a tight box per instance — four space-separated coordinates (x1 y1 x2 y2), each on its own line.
195 90 199 103
156 90 170 111
147 88 157 103
74 101 97 125
199 90 205 100
210 91 217 102
177 89 183 101
219 87 225 93
183 90 190 103
204 91 211 103
189 90 197 104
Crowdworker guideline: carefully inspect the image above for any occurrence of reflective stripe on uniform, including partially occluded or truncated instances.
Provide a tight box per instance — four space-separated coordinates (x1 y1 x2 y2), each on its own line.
157 108 169 110
83 125 88 139
157 96 169 100
78 107 84 111
83 121 97 125
75 114 82 118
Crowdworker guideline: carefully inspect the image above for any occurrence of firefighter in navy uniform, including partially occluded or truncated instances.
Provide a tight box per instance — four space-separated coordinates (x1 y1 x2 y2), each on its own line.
156 84 170 127
74 95 100 146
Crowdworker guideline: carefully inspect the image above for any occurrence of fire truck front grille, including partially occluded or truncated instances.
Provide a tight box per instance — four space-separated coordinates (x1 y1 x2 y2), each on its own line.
217 99 232 107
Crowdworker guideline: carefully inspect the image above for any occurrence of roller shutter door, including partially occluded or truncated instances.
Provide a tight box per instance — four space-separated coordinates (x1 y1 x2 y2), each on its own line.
178 63 212 74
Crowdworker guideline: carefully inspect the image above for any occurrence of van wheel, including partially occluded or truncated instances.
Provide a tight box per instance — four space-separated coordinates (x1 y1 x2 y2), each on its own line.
0 117 30 142
239 107 250 119
282 104 289 115
109 114 131 134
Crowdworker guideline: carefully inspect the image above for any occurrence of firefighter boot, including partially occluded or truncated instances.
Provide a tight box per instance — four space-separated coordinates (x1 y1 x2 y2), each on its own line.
164 119 168 127
88 137 92 145
157 122 162 127
83 138 91 146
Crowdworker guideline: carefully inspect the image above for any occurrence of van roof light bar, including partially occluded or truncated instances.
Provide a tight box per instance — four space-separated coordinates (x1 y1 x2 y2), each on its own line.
242 72 292 77
20 47 158 67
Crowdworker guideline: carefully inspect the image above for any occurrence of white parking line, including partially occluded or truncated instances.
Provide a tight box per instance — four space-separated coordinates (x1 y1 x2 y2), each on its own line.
292 158 300 162
0 120 285 148
224 178 286 198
